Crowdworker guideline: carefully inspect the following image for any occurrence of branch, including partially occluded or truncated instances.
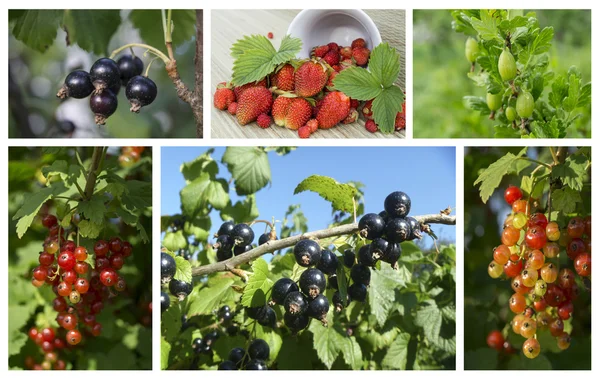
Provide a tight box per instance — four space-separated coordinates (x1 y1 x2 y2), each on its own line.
83 147 103 200
191 214 456 277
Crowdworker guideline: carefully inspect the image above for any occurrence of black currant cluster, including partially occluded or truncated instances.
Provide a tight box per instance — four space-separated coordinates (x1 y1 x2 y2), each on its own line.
218 339 270 370
213 221 277 261
176 248 192 260
56 55 158 125
160 252 192 311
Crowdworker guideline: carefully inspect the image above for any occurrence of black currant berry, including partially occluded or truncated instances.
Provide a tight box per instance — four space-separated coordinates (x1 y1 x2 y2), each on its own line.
245 359 268 370
117 55 144 84
384 191 411 218
385 218 413 243
204 330 220 345
328 274 339 290
283 291 308 315
169 279 192 301
406 217 422 240
299 268 326 299
293 239 321 267
348 283 368 302
357 244 378 266
192 338 211 354
217 221 235 237
284 312 310 333
233 244 253 255
256 306 276 328
231 224 255 246
350 264 371 286
316 249 338 275
214 233 234 251
369 238 389 259
90 58 121 94
219 305 232 322
126 75 158 113
343 249 356 268
229 347 248 369
332 291 349 312
358 213 386 240
160 291 170 312
307 294 330 323
248 339 270 360
218 360 237 370
379 210 389 222
246 306 262 319
270 277 299 305
259 232 276 245
57 70 94 99
160 252 176 284
216 246 233 262
381 242 402 267
89 90 118 125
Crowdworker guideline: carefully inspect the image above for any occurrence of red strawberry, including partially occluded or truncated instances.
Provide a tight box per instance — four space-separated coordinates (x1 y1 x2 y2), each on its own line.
316 91 350 129
350 99 359 109
327 42 339 52
234 78 267 100
365 119 378 133
323 50 340 67
236 86 273 125
271 64 295 91
294 61 329 98
342 108 358 124
272 96 294 126
306 119 319 133
352 47 370 66
227 102 238 115
362 99 374 120
394 112 406 130
312 45 330 58
298 126 311 138
267 32 274 39
326 71 339 89
283 98 312 130
351 38 366 49
214 88 235 110
257 113 272 128
340 47 352 59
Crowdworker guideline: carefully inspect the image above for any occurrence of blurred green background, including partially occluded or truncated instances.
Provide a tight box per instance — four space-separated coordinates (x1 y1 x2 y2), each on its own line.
8 10 197 138
413 10 591 138
464 147 591 370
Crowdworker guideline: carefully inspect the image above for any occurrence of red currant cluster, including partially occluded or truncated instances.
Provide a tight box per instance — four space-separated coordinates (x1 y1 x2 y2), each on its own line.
25 326 67 370
487 186 591 359
30 214 132 351
118 146 146 168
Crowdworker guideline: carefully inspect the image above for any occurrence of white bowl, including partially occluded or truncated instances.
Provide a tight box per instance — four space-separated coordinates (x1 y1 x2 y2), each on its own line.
287 9 382 58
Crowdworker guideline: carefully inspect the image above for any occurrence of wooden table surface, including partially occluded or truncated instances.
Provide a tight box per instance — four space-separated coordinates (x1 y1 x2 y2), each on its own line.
211 9 406 139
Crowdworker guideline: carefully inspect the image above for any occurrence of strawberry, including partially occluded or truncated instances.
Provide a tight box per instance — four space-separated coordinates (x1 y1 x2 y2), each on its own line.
323 50 340 67
352 47 370 66
340 59 355 70
257 113 272 128
340 46 352 59
365 119 378 133
227 102 238 115
312 45 330 58
362 99 374 120
294 61 329 98
342 108 358 124
234 78 267 100
332 65 342 72
327 42 339 52
350 99 359 109
236 86 273 126
326 71 339 89
394 112 406 130
214 88 235 110
272 96 294 126
283 98 312 130
306 119 319 133
298 126 311 138
351 38 366 49
316 91 350 129
271 64 295 91
267 32 274 39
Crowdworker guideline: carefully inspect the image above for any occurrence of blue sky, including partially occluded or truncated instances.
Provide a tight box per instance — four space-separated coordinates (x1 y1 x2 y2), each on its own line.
161 147 456 249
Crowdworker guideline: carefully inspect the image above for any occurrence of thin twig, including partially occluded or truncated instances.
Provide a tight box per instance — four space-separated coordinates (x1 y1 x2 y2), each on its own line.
83 147 103 200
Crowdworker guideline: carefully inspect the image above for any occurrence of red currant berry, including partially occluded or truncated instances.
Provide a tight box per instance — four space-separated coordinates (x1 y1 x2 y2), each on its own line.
533 297 547 312
567 238 585 260
38 251 55 266
109 237 122 252
74 246 88 261
545 222 560 241
504 186 523 205
95 256 110 270
549 317 564 337
528 213 548 230
525 225 546 250
94 240 109 256
584 216 591 235
69 290 81 304
100 268 118 286
543 242 559 258
44 241 59 255
557 301 573 320
574 252 591 276
512 199 528 214
61 240 75 252
567 217 585 238
493 245 511 265
511 275 531 294
523 338 540 359
74 261 89 275
54 360 66 370
45 351 58 363
504 260 523 278
557 332 571 350
91 323 102 337
83 314 96 326
42 214 58 228
520 318 537 338
32 266 48 281
40 327 55 342
24 355 35 369
28 327 39 340
487 330 504 350
41 341 54 353
115 276 127 291
525 249 545 270
57 282 72 297
31 278 44 288
121 241 133 257
509 293 526 313
544 284 566 307
60 313 77 330
91 301 104 314
557 268 575 289
540 262 558 283
501 226 521 246
57 251 76 270
74 278 90 294
110 253 125 270
52 297 67 312
61 270 77 284
65 329 82 345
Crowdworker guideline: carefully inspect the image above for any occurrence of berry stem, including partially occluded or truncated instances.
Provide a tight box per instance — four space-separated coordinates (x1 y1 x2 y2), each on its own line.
519 157 553 170
83 147 104 201
109 43 170 64
144 57 160 77
549 147 559 165
248 219 274 229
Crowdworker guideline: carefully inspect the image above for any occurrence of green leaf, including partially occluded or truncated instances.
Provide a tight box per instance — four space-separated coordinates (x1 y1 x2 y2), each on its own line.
174 255 192 283
122 180 152 211
552 186 581 214
469 10 501 41
414 300 455 353
309 320 344 369
13 185 60 238
531 26 554 55
63 10 121 55
11 10 63 52
222 147 271 196
162 231 188 252
221 195 260 224
77 219 103 239
161 301 182 342
294 175 357 213
506 353 552 369
187 278 236 317
332 67 383 100
78 196 106 224
474 148 527 203
382 332 410 369
372 85 404 133
180 149 217 182
552 153 588 191
369 264 407 327
130 10 196 50
340 336 363 370
180 173 229 216
368 42 401 88
464 348 499 370
241 258 273 307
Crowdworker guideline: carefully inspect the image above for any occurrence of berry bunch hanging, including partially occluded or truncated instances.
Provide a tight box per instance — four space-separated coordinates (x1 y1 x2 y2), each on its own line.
25 326 67 370
218 339 270 370
57 55 157 125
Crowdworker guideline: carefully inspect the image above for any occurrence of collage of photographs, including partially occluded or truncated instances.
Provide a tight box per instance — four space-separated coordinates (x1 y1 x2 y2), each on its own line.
4 6 594 374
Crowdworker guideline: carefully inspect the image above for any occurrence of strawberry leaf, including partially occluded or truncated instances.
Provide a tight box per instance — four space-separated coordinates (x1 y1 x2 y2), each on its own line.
369 43 401 88
332 67 382 100
372 86 404 133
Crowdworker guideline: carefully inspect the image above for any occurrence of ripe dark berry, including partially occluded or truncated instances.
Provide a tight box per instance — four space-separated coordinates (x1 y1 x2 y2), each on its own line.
358 244 378 266
258 232 273 245
307 294 330 321
233 244 252 256
219 360 237 370
343 249 356 268
231 224 255 246
90 90 118 125
215 234 235 251
161 252 176 284
117 55 144 84
299 268 326 298
271 277 299 305
333 291 349 312
380 242 401 266
248 339 270 360
294 239 321 267
42 214 58 228
358 213 386 239
169 279 193 301
283 291 308 315
369 238 389 257
348 283 368 302
90 58 121 93
328 274 339 290
245 359 268 370
217 221 235 236
350 263 371 285
126 75 158 112
316 249 338 275
256 306 276 328
385 218 412 243
216 245 233 261
57 70 94 99
384 191 411 218
95 256 110 270
406 217 422 240
161 292 170 312
192 338 211 354
109 237 123 252
284 311 310 333
99 268 118 286
229 347 248 369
